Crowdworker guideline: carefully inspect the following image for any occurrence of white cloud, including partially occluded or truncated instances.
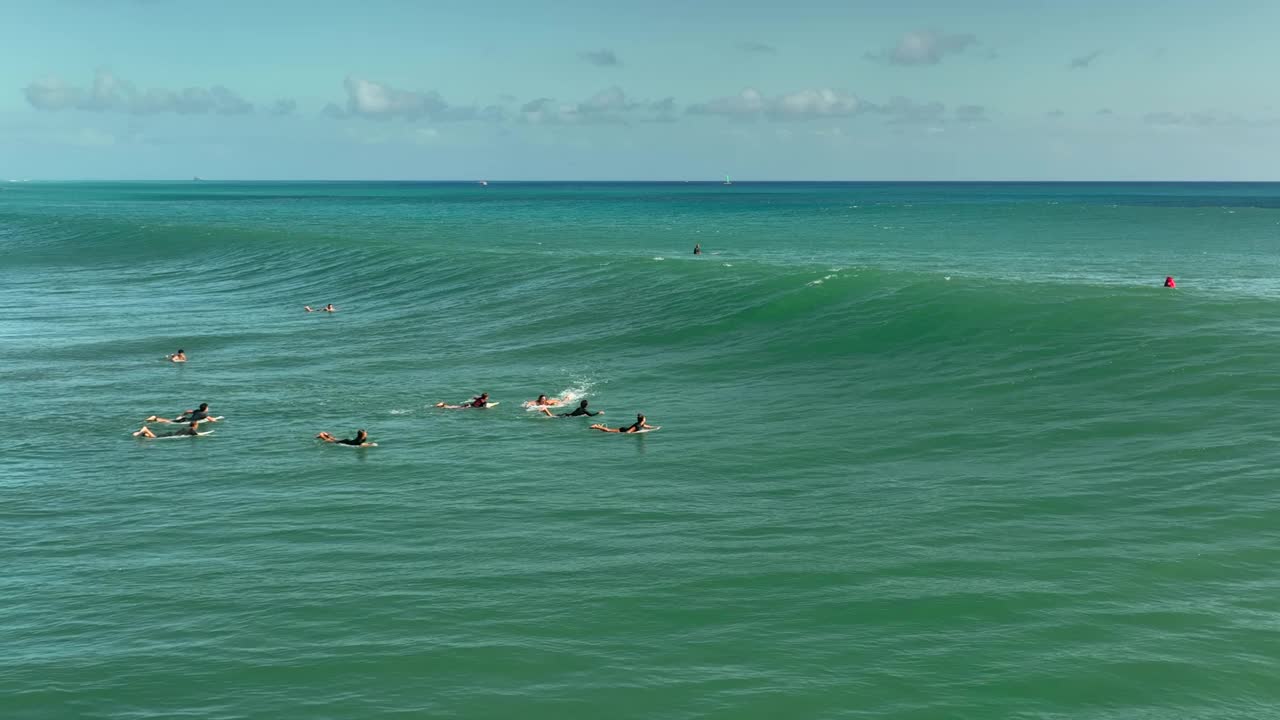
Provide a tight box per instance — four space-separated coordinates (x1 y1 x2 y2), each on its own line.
687 88 863 121
24 69 252 115
871 96 946 124
520 86 650 124
579 86 634 114
867 30 977 66
326 76 504 122
342 76 446 119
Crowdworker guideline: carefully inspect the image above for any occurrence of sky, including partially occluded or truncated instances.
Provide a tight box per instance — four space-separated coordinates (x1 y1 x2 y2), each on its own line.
1 0 1278 180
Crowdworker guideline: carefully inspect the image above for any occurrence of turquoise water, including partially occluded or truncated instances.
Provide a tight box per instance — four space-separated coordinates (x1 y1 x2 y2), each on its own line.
3 181 1280 719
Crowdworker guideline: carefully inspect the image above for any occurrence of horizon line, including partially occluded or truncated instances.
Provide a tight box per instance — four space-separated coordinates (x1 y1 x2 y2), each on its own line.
8 178 1280 184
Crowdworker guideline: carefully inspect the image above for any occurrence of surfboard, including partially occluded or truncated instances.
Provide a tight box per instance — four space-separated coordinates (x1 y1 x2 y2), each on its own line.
148 430 214 439
193 416 223 425
330 442 378 448
634 426 661 433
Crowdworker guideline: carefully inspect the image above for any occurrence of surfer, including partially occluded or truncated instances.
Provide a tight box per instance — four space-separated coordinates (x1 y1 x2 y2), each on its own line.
436 393 491 409
590 413 655 433
316 429 376 447
694 243 702 255
540 399 602 418
145 403 217 424
524 394 564 408
133 421 201 438
1164 276 1176 288
166 349 187 363
304 304 337 313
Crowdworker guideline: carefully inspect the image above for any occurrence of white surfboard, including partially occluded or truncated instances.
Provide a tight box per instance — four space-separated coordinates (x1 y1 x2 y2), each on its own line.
148 430 215 439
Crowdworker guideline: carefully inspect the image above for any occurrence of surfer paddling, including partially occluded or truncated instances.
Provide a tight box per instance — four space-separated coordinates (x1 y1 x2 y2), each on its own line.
540 399 603 418
166 349 187 363
134 421 201 438
144 403 219 424
590 413 655 433
304 304 337 313
316 429 376 447
524 394 565 409
436 393 493 409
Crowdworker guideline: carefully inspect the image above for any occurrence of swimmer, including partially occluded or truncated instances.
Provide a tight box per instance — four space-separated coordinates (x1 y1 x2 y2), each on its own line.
166 349 187 363
540 399 603 418
145 402 218 424
694 243 702 255
316 429 377 447
133 421 201 438
523 394 565 408
436 393 491 409
590 413 655 433
1164 276 1176 288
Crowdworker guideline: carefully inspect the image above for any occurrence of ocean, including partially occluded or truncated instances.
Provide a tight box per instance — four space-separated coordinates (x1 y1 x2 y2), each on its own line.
3 181 1279 719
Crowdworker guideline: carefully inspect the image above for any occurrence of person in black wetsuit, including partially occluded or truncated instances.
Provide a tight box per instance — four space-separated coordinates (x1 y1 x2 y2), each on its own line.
146 403 217 424
436 393 491 409
134 421 201 438
316 429 376 447
590 413 655 433
694 243 702 255
540 399 602 418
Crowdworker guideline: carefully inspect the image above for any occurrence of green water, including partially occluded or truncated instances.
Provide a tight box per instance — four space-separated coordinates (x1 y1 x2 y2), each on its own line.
2 182 1279 718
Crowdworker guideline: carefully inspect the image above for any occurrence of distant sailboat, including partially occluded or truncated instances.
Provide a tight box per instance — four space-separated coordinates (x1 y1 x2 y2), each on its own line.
723 174 732 185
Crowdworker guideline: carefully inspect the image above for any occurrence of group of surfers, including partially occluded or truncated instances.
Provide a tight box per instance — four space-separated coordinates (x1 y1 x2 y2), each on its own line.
437 392 658 434
131 395 658 446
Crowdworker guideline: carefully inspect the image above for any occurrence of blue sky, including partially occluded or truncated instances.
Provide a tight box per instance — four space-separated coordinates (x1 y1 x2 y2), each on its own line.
2 0 1277 179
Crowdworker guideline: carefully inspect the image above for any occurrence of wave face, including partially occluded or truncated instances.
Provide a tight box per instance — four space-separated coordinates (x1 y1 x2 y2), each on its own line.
3 182 1280 719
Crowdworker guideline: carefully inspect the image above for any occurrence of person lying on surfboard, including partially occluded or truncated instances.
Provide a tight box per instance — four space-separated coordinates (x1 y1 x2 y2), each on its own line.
166 349 187 363
436 393 493 409
304 304 337 313
145 403 219 424
316 429 377 447
590 413 656 433
540 399 602 418
134 421 201 438
524 394 565 408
